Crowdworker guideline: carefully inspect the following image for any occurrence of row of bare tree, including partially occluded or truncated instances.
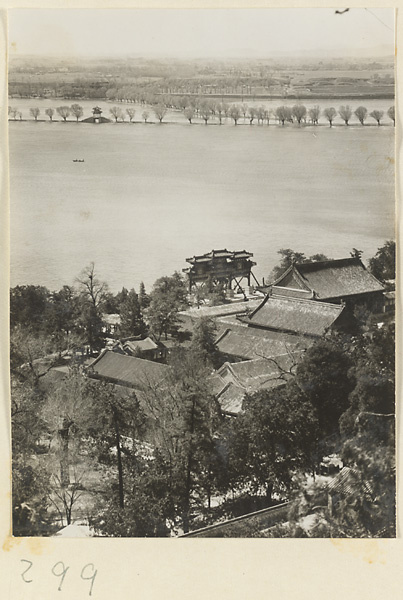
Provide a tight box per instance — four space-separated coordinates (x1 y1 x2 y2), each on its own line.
180 101 395 127
8 104 84 122
9 102 395 127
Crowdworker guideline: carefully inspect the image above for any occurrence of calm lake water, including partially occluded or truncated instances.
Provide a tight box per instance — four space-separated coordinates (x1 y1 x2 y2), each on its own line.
9 120 395 292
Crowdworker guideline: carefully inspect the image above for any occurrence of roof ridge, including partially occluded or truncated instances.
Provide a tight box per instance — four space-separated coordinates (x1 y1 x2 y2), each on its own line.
270 294 344 311
214 328 231 344
270 263 294 287
87 348 109 368
295 257 360 269
98 350 168 368
272 285 312 293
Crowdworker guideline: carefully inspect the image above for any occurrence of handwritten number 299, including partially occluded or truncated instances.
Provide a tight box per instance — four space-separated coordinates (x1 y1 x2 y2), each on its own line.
21 560 97 596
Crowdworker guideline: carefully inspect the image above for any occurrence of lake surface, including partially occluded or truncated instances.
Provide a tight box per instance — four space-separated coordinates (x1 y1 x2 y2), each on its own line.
9 120 395 293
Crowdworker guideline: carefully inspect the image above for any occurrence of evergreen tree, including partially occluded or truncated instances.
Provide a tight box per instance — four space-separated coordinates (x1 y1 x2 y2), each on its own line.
228 383 318 504
296 339 354 435
140 349 222 532
119 289 147 338
138 281 150 309
148 272 188 341
190 317 220 368
368 240 395 282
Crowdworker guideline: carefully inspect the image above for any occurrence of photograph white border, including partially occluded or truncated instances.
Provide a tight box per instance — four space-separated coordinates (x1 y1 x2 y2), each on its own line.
0 3 401 599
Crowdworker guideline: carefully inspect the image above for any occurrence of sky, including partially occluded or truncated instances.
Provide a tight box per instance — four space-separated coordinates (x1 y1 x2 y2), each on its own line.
8 8 394 59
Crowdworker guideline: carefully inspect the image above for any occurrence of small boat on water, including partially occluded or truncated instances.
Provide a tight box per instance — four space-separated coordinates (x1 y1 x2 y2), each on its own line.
73 159 85 163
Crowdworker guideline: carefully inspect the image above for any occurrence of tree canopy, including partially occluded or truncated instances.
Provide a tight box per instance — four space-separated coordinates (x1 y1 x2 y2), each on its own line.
368 240 395 282
148 272 188 340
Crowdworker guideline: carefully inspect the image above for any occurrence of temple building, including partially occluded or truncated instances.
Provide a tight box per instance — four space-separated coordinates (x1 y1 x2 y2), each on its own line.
267 257 385 311
240 290 353 338
183 249 259 292
87 350 168 390
211 353 298 416
215 325 305 363
82 106 111 124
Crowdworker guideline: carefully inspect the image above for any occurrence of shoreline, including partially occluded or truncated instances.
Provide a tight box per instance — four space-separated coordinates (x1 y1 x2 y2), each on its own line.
8 119 395 127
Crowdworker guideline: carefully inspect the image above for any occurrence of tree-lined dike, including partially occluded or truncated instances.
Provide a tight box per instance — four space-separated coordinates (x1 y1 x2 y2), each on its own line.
11 243 395 538
8 100 395 128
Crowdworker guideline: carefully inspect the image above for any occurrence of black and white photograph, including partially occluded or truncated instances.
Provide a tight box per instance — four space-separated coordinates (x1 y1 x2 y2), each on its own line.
8 7 396 539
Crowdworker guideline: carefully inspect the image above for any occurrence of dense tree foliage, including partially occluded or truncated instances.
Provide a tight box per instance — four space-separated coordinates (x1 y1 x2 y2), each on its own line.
227 383 318 504
189 317 220 369
118 288 147 338
368 240 395 282
148 272 188 340
296 340 354 435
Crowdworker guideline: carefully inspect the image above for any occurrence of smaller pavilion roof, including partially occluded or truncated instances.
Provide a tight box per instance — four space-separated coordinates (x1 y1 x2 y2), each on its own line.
124 337 159 353
216 355 294 392
186 249 254 264
87 350 168 390
215 382 246 416
211 353 293 415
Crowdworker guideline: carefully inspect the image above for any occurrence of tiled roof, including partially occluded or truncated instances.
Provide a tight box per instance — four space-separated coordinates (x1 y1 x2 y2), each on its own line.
233 251 254 259
186 249 253 264
216 383 246 416
38 366 70 391
217 356 294 392
124 337 158 352
280 258 384 300
246 295 344 337
216 327 304 360
212 354 293 415
229 356 295 389
87 350 168 390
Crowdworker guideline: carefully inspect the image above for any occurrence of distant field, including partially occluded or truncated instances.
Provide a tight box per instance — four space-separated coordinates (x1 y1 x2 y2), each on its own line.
291 68 394 81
